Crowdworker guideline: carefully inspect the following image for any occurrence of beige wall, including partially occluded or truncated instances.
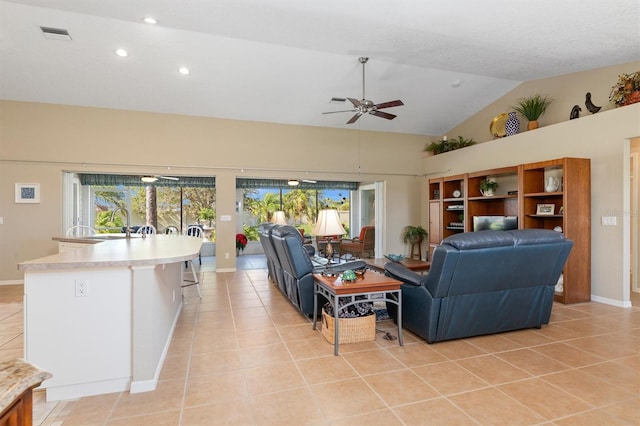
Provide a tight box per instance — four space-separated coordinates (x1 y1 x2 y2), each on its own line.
434 60 640 304
0 100 427 280
445 60 640 144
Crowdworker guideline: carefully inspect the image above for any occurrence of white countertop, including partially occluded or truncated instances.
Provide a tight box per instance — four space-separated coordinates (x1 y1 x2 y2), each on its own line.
19 234 203 271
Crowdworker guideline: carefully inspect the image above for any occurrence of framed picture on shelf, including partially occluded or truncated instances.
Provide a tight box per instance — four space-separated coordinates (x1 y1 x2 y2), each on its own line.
15 183 40 204
536 203 555 215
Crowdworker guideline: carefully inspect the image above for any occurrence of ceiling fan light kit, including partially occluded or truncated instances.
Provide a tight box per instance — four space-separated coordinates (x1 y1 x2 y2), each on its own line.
323 57 404 124
140 175 179 183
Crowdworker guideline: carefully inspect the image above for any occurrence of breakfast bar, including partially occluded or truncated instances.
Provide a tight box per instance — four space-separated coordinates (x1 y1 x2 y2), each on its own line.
18 234 202 402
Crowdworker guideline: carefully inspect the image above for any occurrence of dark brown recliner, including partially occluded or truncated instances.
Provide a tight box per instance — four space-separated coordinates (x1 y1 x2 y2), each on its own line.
340 226 375 259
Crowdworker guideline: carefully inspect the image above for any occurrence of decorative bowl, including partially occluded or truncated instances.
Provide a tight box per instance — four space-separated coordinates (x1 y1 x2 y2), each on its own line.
384 254 406 263
341 270 357 282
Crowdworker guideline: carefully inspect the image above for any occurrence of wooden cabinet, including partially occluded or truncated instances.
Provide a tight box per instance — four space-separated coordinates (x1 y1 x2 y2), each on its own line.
427 158 590 304
0 388 32 426
520 158 591 303
428 178 442 261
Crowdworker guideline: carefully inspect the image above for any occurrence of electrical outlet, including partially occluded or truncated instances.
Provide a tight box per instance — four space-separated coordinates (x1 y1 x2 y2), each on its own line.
225 252 230 259
75 279 89 297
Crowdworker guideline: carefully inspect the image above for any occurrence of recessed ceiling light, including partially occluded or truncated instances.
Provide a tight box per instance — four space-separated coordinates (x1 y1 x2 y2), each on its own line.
451 80 463 88
143 17 157 24
178 67 190 75
115 49 128 57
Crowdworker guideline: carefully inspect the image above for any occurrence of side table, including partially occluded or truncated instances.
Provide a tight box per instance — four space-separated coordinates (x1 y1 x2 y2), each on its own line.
312 272 403 356
364 258 430 274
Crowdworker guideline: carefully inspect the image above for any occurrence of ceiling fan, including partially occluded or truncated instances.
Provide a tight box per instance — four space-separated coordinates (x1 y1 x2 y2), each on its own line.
140 175 179 183
323 57 404 124
287 179 317 186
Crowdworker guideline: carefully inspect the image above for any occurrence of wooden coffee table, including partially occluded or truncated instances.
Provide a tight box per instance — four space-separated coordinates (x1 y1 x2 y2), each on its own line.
312 272 404 356
364 258 431 274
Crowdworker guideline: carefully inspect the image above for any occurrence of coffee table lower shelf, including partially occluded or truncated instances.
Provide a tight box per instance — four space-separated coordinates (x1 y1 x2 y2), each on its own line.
312 273 403 356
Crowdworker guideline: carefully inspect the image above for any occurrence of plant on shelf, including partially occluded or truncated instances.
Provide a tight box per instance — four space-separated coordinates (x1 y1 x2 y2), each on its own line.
511 94 553 130
609 71 640 107
479 178 498 196
424 136 476 155
402 225 428 245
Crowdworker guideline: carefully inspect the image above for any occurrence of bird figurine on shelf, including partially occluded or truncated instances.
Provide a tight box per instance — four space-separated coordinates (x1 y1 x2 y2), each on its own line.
585 92 601 114
570 105 581 120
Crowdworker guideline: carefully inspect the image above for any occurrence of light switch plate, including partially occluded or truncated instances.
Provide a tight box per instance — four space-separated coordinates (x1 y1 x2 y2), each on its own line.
220 215 232 222
601 216 617 226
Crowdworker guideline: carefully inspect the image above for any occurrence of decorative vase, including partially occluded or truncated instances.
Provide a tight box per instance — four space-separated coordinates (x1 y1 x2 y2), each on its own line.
527 120 539 130
505 112 519 136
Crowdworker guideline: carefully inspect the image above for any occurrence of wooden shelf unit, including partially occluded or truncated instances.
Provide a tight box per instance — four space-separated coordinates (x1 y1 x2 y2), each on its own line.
466 166 520 231
520 158 591 303
427 158 591 304
441 174 467 239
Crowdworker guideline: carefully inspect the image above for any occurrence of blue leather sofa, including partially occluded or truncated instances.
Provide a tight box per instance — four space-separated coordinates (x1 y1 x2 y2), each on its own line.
259 223 366 316
384 229 573 343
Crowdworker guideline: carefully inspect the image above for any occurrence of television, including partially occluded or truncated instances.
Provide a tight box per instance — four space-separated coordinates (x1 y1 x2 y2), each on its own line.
473 215 518 232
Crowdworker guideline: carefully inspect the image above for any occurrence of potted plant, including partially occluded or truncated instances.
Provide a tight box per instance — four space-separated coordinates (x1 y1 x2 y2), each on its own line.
402 225 428 245
512 94 553 130
424 136 476 155
235 233 248 255
479 178 498 196
609 71 640 107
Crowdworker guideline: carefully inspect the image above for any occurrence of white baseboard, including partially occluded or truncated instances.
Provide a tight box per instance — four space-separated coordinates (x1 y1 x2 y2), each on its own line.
0 280 24 286
590 294 633 308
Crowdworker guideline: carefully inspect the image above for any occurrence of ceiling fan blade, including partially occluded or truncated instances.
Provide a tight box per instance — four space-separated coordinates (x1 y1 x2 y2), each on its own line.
347 97 363 107
370 110 397 120
158 175 179 181
322 109 357 115
346 113 362 124
374 100 404 109
302 179 317 183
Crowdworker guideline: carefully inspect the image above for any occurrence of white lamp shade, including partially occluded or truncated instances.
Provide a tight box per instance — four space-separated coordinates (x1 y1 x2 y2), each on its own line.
272 211 287 225
312 209 346 236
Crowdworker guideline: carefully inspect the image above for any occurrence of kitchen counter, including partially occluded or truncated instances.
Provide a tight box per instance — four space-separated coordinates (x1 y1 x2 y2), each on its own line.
19 234 202 401
21 234 202 270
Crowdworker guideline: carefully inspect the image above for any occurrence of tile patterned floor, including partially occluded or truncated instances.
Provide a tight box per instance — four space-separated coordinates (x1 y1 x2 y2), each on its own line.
1 255 639 425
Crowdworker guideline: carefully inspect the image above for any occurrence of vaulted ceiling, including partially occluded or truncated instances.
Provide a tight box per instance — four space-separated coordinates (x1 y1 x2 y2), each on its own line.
1 0 638 135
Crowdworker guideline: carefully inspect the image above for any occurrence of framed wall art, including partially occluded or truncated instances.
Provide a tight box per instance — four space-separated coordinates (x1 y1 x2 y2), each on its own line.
15 183 40 203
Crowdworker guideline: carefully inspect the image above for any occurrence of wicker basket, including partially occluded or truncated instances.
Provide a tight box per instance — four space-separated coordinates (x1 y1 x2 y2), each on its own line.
321 308 376 345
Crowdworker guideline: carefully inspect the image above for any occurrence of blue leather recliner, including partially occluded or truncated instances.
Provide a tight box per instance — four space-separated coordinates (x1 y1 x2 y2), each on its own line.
385 229 573 343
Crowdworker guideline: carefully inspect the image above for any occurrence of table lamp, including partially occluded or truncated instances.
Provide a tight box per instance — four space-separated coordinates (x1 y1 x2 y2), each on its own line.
271 211 287 225
312 209 346 259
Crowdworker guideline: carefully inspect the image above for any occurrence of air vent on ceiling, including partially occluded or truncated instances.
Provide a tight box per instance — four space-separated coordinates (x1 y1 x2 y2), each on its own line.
40 26 72 41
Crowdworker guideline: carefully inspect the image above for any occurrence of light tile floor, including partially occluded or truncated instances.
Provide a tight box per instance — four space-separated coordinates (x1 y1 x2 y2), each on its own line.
1 255 639 425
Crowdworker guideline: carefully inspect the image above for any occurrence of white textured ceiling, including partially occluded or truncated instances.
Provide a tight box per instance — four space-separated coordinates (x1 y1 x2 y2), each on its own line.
1 0 639 135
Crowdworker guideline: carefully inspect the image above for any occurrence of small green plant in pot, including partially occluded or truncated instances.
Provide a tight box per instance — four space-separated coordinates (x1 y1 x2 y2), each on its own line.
402 225 428 245
479 178 498 196
511 94 553 130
